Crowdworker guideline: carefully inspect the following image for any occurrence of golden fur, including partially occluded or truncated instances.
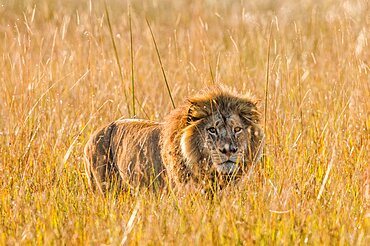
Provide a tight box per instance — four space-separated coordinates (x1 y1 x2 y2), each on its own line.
84 85 264 194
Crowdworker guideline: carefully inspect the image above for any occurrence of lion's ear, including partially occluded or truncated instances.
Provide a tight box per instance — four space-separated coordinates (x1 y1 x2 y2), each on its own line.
238 100 261 124
187 100 209 124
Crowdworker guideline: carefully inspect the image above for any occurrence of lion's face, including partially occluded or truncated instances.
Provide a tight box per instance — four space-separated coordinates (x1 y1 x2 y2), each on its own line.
203 112 249 175
179 92 264 181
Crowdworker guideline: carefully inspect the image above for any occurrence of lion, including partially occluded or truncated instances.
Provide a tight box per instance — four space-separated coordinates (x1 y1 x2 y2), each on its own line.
84 85 264 194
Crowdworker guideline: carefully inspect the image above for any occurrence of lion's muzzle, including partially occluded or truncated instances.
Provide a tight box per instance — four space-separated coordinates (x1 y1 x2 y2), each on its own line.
214 161 240 175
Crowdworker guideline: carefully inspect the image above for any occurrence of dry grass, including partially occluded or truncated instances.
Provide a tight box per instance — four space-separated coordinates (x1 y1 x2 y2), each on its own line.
0 0 369 244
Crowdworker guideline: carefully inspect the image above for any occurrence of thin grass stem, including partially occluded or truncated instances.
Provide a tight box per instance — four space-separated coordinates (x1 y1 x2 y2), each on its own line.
263 21 273 168
104 1 131 116
146 18 176 109
129 5 135 116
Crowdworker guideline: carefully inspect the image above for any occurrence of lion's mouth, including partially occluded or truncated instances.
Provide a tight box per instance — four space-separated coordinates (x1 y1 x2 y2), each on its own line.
215 161 240 175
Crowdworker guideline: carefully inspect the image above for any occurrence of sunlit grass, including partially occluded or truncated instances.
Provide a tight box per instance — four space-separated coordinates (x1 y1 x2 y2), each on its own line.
0 0 369 244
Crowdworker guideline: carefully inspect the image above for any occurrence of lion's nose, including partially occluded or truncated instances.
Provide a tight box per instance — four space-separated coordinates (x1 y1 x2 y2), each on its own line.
219 144 238 155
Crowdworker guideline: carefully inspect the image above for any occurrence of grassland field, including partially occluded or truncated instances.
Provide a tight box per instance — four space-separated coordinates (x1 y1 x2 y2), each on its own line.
0 0 369 245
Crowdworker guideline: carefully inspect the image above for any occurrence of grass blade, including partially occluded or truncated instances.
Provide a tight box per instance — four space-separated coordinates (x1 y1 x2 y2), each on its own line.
129 5 135 116
104 1 131 116
262 20 273 168
209 61 215 84
146 18 176 109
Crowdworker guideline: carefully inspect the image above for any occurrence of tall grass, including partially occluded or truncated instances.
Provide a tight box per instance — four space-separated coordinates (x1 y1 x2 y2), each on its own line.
0 0 369 244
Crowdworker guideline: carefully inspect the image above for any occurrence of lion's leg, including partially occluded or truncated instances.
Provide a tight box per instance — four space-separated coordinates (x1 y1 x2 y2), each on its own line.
83 154 95 191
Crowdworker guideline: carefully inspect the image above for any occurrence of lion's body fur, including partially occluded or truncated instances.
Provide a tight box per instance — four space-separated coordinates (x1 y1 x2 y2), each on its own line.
84 119 165 194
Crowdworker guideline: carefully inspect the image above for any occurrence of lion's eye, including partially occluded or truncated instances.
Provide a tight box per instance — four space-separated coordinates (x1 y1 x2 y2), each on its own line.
207 127 217 134
234 127 242 133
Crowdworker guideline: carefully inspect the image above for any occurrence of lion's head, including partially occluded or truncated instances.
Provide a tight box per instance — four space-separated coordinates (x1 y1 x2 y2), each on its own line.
162 85 264 187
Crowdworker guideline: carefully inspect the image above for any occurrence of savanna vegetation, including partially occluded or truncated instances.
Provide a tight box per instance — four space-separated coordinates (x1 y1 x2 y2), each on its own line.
0 0 369 244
